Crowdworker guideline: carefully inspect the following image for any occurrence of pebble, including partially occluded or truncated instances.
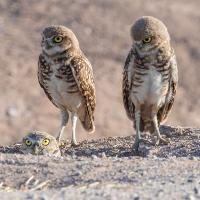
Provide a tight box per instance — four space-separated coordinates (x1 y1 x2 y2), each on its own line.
100 152 107 158
74 171 82 176
91 155 98 160
133 193 140 200
194 187 199 194
185 194 196 200
72 153 77 159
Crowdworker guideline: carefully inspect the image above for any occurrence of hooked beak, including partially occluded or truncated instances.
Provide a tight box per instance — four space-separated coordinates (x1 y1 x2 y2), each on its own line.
41 38 52 50
33 143 41 155
135 41 143 49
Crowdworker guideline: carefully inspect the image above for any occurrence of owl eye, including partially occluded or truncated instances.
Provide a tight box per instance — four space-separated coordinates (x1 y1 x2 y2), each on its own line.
53 36 63 43
42 138 50 146
25 139 32 146
142 37 152 43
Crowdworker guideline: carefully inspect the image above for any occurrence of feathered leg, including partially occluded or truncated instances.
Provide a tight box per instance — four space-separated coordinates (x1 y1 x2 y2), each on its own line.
71 112 79 146
57 111 69 143
133 110 141 151
152 114 170 145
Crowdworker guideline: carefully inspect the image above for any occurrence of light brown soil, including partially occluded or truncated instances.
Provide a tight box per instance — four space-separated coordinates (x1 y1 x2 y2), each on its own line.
0 1 200 199
0 126 199 199
0 0 200 145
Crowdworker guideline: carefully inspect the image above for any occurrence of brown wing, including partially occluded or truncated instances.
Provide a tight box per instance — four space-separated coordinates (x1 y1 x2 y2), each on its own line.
122 49 135 120
157 55 178 124
70 56 96 132
38 54 58 108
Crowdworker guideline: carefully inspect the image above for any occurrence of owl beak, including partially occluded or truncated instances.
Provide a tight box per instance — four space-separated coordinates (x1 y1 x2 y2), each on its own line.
134 41 142 49
137 43 143 49
33 143 40 155
44 40 53 49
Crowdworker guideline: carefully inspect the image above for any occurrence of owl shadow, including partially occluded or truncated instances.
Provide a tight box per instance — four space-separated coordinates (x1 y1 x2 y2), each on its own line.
62 137 137 158
0 125 199 158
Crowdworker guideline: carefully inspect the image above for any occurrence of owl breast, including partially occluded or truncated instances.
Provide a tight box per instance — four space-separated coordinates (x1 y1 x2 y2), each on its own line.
130 65 168 108
45 61 83 112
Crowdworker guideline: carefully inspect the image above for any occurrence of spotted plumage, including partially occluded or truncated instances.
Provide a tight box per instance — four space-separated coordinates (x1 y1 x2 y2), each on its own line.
38 25 96 146
122 16 178 151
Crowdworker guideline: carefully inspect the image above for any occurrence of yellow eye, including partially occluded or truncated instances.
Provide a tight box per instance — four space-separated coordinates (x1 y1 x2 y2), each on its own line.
25 139 32 146
143 37 152 43
53 36 63 43
42 138 50 146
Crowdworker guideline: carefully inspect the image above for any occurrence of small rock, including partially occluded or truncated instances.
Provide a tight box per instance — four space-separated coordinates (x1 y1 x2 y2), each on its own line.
85 149 92 155
71 152 77 159
74 171 82 176
133 193 140 200
39 194 48 200
91 154 98 160
187 178 193 183
190 156 198 161
185 194 195 200
100 152 106 158
194 186 199 194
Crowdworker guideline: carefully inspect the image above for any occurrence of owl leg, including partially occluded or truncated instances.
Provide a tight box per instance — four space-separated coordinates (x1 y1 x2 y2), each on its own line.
57 111 69 143
152 114 170 146
133 110 141 151
71 112 79 147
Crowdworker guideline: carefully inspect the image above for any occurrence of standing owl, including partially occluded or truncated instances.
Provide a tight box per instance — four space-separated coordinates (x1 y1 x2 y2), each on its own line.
21 131 61 156
38 25 96 146
122 16 178 151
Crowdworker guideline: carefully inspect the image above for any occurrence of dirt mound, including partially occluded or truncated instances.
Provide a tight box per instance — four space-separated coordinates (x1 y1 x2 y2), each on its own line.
0 0 200 145
0 126 199 199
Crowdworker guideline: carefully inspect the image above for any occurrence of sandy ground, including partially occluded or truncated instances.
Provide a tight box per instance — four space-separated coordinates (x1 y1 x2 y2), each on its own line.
0 126 199 199
0 0 200 145
0 1 200 199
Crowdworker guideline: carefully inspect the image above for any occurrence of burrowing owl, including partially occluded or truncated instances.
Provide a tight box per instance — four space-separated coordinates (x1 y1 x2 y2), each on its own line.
21 131 61 156
38 25 96 146
122 16 178 151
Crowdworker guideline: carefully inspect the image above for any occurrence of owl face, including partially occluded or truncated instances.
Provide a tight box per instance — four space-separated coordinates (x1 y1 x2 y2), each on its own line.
134 36 161 53
21 131 60 156
41 25 79 56
131 16 170 53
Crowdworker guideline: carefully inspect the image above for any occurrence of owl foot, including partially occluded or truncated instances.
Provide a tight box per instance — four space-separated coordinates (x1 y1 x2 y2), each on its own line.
133 139 140 152
133 138 150 152
155 137 170 146
58 140 67 148
71 140 80 147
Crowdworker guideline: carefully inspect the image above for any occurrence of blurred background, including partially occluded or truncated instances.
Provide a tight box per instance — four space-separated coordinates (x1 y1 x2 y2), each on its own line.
0 0 199 145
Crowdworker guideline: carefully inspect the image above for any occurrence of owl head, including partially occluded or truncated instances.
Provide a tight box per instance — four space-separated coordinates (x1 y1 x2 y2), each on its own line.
131 16 170 53
21 131 61 156
41 25 79 56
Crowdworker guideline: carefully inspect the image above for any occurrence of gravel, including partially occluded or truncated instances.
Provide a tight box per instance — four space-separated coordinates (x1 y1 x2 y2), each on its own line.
0 126 199 199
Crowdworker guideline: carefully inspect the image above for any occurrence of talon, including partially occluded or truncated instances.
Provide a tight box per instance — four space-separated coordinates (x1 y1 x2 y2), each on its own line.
71 141 79 147
133 138 152 151
56 136 61 142
155 137 170 146
133 140 140 152
133 138 144 151
59 140 66 148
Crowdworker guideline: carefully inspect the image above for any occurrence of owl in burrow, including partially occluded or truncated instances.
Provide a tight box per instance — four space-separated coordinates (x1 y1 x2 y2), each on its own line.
38 25 96 146
21 131 61 156
122 16 178 151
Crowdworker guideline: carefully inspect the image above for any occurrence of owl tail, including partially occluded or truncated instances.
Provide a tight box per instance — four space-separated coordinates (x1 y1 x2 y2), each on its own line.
78 108 95 133
80 115 95 133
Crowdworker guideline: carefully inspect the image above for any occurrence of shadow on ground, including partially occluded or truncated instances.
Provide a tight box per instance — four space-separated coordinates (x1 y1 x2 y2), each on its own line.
1 126 199 158
62 126 200 158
